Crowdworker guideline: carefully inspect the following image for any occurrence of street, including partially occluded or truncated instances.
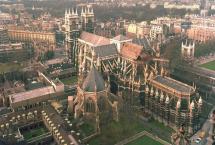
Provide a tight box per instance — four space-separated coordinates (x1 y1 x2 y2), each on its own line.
191 107 215 145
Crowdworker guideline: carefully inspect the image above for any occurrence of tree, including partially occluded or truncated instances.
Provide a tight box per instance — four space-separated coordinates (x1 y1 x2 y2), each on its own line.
195 40 215 58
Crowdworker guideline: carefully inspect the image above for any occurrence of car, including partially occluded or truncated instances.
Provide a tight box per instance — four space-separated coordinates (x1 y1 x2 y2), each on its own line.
195 138 202 144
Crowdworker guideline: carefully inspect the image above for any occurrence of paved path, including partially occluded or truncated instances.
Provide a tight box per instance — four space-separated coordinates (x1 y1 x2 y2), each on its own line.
115 131 171 145
191 106 215 145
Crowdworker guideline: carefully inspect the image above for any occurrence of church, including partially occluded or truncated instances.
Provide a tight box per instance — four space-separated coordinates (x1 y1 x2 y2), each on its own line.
65 5 202 135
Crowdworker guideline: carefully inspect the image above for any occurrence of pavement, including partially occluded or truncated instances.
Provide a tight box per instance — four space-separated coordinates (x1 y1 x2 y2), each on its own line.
191 106 215 145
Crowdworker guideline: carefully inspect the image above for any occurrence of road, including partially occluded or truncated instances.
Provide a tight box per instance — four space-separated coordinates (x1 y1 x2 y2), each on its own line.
191 106 215 145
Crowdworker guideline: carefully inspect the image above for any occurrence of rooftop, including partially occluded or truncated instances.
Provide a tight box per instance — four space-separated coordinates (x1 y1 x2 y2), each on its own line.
120 42 144 60
82 65 105 92
9 86 55 103
45 57 65 66
93 44 118 59
112 35 131 41
152 76 195 94
79 31 110 47
132 37 152 53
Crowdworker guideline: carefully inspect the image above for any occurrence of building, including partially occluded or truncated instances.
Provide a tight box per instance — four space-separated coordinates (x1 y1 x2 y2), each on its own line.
0 43 33 62
9 72 64 111
164 2 200 10
171 124 190 145
125 22 151 38
0 28 9 44
75 31 202 134
71 64 119 133
0 105 81 145
187 26 215 42
64 5 95 62
110 34 132 53
7 29 56 44
206 110 215 145
0 13 16 25
150 24 163 41
145 75 202 134
77 31 118 76
181 40 195 61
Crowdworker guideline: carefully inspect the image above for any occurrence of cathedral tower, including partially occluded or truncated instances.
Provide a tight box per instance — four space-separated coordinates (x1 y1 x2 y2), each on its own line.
81 5 95 33
181 40 195 60
65 8 80 65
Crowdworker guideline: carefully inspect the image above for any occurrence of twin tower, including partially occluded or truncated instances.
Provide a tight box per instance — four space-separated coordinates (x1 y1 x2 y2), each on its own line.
65 5 95 63
65 4 95 43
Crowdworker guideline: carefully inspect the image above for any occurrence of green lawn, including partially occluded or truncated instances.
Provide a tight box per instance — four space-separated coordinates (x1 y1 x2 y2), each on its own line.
199 60 215 71
0 62 24 73
127 135 163 145
22 127 48 140
88 114 173 145
79 122 95 137
60 76 78 85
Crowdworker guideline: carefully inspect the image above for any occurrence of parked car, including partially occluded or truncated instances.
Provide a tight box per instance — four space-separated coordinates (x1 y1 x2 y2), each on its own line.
195 138 202 144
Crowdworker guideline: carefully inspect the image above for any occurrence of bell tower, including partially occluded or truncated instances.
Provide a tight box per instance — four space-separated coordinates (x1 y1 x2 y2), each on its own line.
81 5 95 33
181 40 195 61
65 8 80 65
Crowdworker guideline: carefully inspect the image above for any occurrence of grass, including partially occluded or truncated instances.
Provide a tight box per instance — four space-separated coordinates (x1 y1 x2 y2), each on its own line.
0 62 24 73
60 76 78 85
127 135 163 145
88 113 173 145
79 122 95 137
199 60 215 71
22 127 48 140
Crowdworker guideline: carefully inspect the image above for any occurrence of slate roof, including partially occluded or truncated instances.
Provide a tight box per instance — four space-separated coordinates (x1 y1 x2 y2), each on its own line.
80 31 110 47
120 42 143 60
132 37 152 53
112 35 130 41
93 44 118 59
82 65 105 92
153 76 195 94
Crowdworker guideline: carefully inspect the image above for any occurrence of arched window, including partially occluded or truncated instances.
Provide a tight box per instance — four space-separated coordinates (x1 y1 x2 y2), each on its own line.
85 98 95 113
97 96 106 112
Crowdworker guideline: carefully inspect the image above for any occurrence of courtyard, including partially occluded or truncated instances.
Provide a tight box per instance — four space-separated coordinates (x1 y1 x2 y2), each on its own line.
126 135 164 145
60 76 78 85
0 62 24 73
199 60 215 71
20 123 49 141
87 112 173 145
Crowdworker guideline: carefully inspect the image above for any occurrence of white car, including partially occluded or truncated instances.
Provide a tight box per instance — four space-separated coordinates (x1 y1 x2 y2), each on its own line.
195 138 202 144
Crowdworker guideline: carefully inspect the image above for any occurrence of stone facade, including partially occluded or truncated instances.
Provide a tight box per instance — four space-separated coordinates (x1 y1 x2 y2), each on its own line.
64 5 94 63
75 31 202 135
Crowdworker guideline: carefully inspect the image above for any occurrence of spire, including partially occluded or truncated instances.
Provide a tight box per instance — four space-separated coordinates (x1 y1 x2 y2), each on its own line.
65 9 68 15
150 87 154 96
160 91 164 101
85 7 87 14
75 7 78 15
198 96 203 105
91 7 94 14
82 64 105 92
69 8 71 15
96 56 100 68
145 85 149 93
81 6 84 14
190 100 195 110
176 99 181 109
155 89 159 97
72 8 74 15
165 95 170 104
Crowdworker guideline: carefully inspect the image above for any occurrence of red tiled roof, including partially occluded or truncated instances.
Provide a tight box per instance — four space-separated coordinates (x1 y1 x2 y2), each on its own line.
120 42 143 60
80 31 110 46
